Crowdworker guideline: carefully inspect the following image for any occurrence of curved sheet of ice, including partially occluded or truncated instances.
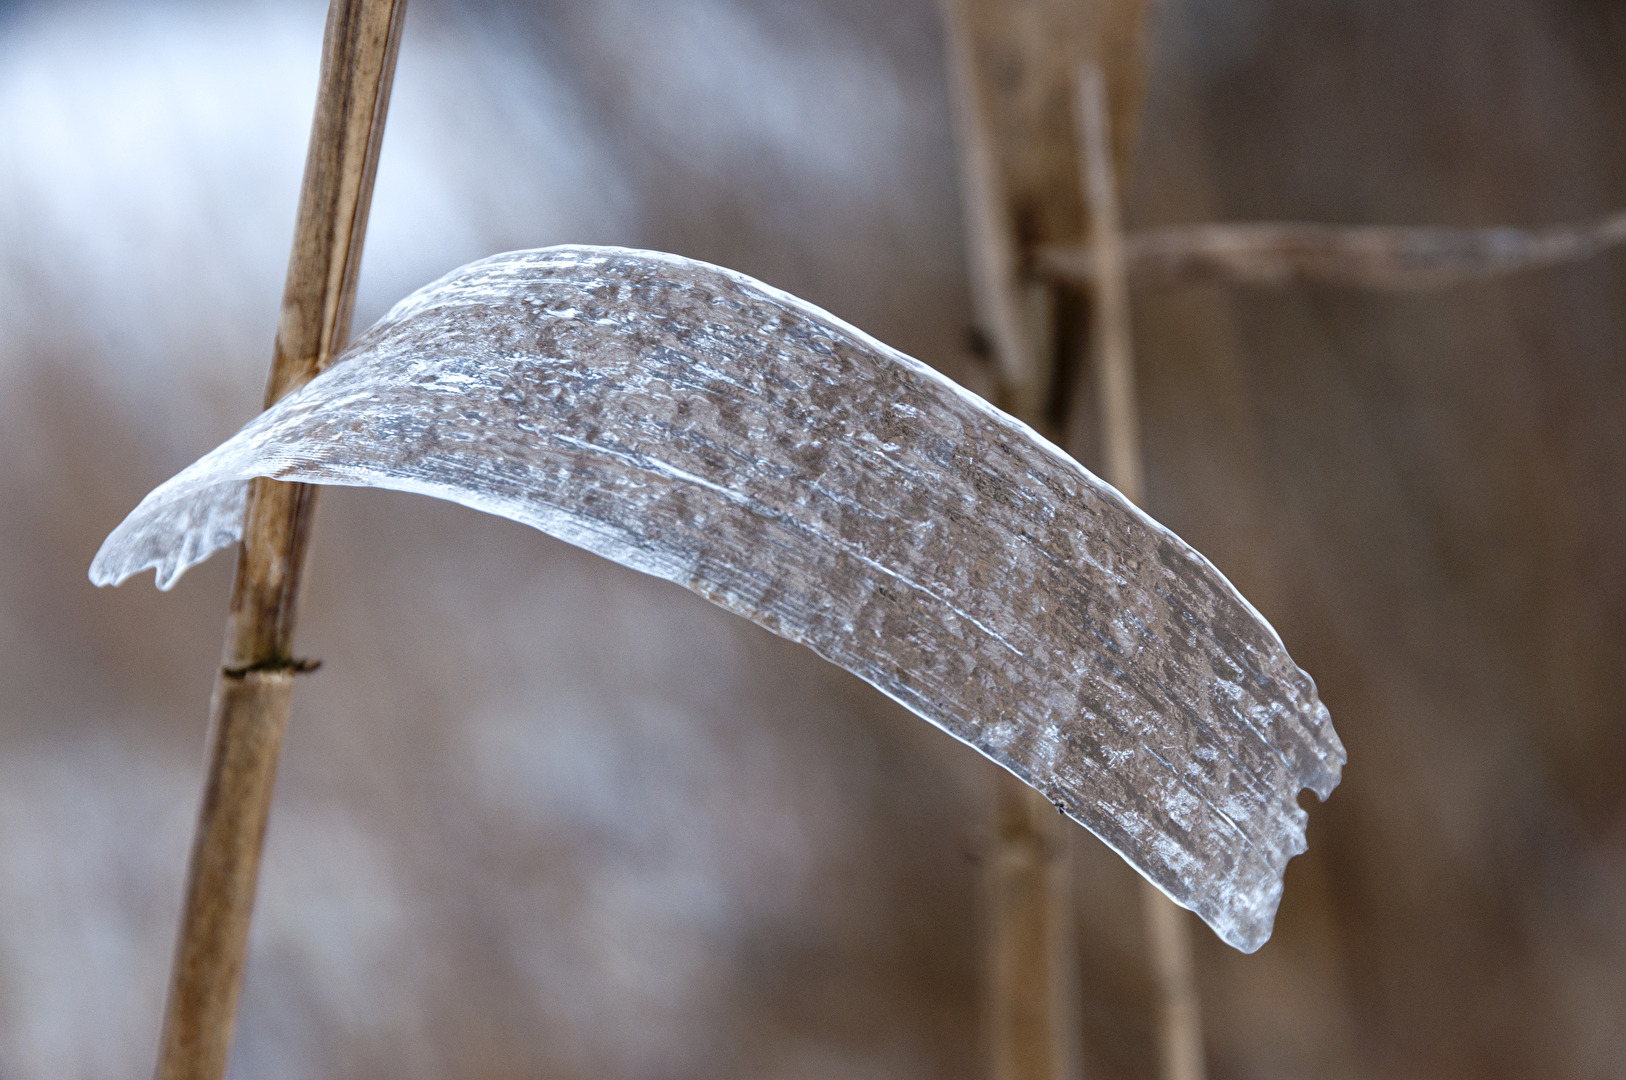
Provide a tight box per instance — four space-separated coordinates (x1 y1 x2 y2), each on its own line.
91 245 1344 951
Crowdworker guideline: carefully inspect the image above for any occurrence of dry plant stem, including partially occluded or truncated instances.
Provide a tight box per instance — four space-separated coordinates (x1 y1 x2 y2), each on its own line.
153 1 405 1078
939 0 1033 413
939 0 1159 413
1073 65 1140 501
1143 887 1205 1080
942 3 1160 1076
1034 212 1626 290
940 4 1079 1076
1075 63 1205 1080
987 784 1079 1080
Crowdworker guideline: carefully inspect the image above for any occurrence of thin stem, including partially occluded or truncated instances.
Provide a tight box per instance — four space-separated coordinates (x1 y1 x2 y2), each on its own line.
1073 64 1141 505
939 2 1084 1075
1143 883 1206 1080
986 783 1080 1080
1073 61 1207 1080
152 2 405 1078
939 0 1039 414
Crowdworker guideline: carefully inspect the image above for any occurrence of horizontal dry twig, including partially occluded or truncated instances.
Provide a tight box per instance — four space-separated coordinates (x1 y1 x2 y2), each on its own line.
1036 211 1626 290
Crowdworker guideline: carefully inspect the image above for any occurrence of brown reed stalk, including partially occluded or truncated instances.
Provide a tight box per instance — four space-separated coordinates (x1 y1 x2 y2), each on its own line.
1035 212 1626 290
1073 61 1207 1080
152 2 406 1078
939 3 1081 1075
940 3 1161 1077
938 0 1037 416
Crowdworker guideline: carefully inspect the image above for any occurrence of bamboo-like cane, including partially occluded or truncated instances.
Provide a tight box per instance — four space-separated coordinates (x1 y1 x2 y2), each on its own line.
938 0 1037 416
1072 63 1207 1080
939 4 1080 1077
940 3 1163 1076
151 3 405 1078
1035 212 1626 290
936 2 1086 1073
1071 66 1139 502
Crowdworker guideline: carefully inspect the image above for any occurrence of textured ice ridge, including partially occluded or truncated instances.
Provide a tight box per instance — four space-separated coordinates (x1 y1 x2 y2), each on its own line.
91 245 1344 951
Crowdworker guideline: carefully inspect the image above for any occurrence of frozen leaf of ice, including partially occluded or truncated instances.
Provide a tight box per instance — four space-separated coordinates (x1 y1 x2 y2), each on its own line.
91 246 1344 951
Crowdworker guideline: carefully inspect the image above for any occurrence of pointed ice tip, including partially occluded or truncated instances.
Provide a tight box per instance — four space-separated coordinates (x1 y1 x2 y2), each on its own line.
144 557 184 592
1233 925 1269 955
87 550 141 590
86 538 129 589
90 531 226 591
89 477 249 591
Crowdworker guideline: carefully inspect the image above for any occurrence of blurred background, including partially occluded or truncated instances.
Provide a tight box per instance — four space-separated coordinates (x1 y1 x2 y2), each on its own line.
2 0 1624 1077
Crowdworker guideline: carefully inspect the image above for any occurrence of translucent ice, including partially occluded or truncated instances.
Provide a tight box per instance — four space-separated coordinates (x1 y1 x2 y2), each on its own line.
91 246 1344 951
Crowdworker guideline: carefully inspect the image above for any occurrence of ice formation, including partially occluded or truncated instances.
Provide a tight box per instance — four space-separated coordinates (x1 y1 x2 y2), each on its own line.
91 246 1344 951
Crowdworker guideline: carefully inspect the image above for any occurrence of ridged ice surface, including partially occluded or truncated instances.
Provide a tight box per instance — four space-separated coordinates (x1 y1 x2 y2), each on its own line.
91 246 1344 951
